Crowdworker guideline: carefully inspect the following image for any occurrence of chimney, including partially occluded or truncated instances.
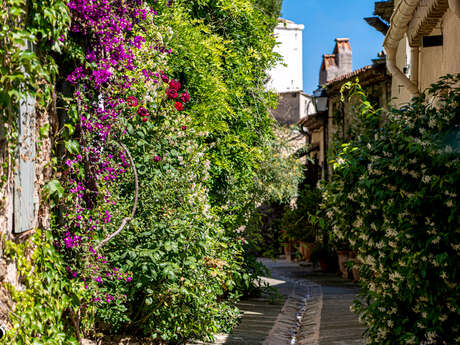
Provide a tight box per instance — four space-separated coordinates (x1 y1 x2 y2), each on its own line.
334 38 352 76
319 54 338 85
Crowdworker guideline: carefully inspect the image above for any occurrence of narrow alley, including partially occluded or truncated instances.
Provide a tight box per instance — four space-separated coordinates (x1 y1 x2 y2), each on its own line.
191 259 364 345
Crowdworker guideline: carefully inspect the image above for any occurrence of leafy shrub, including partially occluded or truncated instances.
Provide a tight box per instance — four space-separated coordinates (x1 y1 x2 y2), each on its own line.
164 0 302 293
324 75 460 344
95 90 242 342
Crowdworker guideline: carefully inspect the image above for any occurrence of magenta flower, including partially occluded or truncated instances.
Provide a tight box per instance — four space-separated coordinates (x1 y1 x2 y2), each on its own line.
86 51 97 62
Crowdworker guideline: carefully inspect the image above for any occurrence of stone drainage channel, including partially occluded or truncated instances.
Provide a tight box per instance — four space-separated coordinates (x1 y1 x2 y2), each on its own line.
263 270 323 345
190 259 363 345
288 282 317 345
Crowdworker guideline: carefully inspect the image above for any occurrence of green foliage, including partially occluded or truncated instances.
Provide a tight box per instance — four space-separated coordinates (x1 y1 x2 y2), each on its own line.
161 0 301 294
324 75 460 344
280 186 321 243
165 0 294 226
0 0 70 187
89 1 300 340
0 230 88 345
0 0 70 109
251 0 283 19
94 89 241 342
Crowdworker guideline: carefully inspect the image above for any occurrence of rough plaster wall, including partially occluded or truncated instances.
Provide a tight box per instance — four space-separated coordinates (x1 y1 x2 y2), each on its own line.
299 93 315 119
268 22 304 93
336 52 353 78
320 65 339 86
0 103 53 327
272 92 301 125
327 98 338 146
391 37 414 106
392 8 460 105
311 129 323 167
419 9 460 91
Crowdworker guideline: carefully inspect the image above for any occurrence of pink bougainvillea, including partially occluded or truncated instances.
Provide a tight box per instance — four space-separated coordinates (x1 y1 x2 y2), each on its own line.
58 0 190 307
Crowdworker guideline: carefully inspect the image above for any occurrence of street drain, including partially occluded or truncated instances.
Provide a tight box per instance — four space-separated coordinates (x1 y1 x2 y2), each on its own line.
289 285 312 345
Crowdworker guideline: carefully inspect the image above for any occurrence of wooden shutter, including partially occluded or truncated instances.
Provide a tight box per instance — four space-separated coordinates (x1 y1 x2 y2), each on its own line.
13 92 36 234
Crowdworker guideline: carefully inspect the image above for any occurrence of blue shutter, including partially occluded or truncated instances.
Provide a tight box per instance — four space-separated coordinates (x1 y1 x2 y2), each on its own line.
13 92 36 234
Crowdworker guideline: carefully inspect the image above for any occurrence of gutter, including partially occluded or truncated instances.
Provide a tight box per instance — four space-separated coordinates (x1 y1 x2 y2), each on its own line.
383 0 420 97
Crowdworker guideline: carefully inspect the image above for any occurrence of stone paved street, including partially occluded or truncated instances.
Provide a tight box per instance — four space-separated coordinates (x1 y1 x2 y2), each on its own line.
190 259 364 345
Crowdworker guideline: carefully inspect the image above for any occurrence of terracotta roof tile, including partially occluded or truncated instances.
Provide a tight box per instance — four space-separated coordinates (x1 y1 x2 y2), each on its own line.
325 65 374 86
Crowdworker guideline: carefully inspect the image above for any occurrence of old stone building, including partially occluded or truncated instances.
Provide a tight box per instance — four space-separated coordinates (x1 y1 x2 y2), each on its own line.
367 0 460 106
268 18 315 126
298 39 391 182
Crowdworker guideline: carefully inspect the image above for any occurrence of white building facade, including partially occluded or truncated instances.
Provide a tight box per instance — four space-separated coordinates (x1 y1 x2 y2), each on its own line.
268 19 304 93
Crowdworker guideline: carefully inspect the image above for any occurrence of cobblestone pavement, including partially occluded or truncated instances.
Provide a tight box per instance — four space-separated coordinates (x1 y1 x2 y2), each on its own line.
189 259 364 345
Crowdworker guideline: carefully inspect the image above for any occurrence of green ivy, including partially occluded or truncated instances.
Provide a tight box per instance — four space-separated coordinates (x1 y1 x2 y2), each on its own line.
0 0 70 187
1 230 88 345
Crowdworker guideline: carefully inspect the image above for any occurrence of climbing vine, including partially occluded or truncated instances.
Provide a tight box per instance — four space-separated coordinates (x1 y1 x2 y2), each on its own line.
0 0 69 189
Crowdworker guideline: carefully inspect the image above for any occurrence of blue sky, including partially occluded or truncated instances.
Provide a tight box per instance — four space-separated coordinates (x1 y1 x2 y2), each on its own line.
281 0 385 94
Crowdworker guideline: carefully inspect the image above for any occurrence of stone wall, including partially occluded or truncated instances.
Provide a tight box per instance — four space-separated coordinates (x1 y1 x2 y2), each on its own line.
272 92 300 125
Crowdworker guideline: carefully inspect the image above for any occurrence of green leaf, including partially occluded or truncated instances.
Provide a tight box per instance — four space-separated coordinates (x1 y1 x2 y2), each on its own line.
39 123 50 139
43 179 64 200
64 124 75 136
65 140 80 154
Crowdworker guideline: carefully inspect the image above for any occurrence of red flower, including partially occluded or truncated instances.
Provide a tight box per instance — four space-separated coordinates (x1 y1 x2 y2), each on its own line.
161 74 169 83
174 102 183 111
180 90 190 103
181 126 187 130
142 117 148 122
126 96 138 107
166 88 178 99
137 106 148 117
169 79 181 91
154 155 161 162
